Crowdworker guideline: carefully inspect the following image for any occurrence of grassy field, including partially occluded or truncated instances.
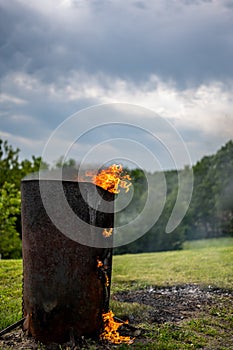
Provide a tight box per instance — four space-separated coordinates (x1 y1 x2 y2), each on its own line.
0 260 22 330
112 237 233 292
0 238 233 349
183 237 233 250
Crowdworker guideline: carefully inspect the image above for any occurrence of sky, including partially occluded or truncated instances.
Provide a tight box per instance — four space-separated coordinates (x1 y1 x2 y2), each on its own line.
1 0 233 171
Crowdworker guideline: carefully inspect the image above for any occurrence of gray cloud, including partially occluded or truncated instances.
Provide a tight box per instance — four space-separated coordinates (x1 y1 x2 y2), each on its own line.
1 0 233 88
0 0 233 169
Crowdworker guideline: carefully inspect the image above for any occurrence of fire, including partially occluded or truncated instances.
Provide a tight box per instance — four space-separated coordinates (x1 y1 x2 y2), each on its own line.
97 259 103 268
102 228 113 238
100 310 134 344
97 258 109 286
97 261 134 344
105 275 110 287
93 166 133 345
86 164 131 194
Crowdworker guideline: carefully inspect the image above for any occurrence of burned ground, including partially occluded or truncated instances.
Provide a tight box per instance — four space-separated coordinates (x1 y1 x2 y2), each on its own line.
114 284 233 324
0 284 232 349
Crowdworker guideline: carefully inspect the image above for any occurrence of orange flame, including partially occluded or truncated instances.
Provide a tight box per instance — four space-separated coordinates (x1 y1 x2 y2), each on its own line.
93 167 133 345
97 258 109 286
86 164 131 194
102 228 113 238
100 310 134 344
105 275 110 287
97 259 103 268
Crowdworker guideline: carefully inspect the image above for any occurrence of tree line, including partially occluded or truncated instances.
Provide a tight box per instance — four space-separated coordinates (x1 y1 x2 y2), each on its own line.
115 140 233 254
0 138 233 258
0 139 48 258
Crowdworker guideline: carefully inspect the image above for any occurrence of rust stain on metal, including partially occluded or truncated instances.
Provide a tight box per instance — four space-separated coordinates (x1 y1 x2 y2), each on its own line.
21 180 114 344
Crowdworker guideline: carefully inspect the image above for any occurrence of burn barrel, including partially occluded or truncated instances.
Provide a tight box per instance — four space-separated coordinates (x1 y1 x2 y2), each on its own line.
21 179 114 343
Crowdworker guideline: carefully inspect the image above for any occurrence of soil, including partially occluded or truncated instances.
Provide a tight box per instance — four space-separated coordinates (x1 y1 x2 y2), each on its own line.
0 284 232 349
114 284 233 324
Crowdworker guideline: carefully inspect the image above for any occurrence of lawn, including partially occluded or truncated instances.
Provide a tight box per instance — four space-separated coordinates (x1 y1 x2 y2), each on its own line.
0 260 22 330
0 238 233 349
112 237 233 292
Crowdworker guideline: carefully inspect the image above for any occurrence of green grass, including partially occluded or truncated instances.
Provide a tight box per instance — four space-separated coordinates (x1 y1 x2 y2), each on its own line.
0 260 22 330
109 238 233 349
0 237 233 349
110 296 233 349
112 239 233 292
183 237 233 250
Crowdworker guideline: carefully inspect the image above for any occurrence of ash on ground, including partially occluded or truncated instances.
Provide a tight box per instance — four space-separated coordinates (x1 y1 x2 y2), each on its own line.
0 284 232 349
114 283 233 324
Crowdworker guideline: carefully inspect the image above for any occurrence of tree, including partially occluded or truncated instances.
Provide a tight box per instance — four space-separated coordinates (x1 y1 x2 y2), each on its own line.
0 139 20 188
0 138 48 189
54 156 76 169
0 138 49 258
0 182 21 258
184 140 233 240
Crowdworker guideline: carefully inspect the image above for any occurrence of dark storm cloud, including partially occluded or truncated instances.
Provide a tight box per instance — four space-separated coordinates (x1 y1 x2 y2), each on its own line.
1 0 233 88
1 0 233 168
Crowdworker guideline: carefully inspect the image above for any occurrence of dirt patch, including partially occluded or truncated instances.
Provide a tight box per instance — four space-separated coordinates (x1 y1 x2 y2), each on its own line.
114 284 233 324
0 284 232 349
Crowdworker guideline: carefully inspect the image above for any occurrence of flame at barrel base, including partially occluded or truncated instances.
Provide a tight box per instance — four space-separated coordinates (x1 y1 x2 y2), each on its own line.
100 310 134 345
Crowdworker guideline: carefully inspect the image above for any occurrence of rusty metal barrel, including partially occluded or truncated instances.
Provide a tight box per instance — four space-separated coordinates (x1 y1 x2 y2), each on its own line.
21 179 114 343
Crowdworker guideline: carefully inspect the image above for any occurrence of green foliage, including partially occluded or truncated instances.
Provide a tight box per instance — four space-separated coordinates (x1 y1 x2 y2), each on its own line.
115 140 233 254
0 139 20 188
0 183 21 259
0 138 49 259
1 136 233 258
54 155 76 169
115 169 184 254
185 140 233 240
20 155 48 180
0 139 48 189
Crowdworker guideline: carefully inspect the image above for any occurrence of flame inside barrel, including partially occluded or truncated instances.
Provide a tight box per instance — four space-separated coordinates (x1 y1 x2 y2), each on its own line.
86 164 131 239
92 164 134 345
86 164 131 194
